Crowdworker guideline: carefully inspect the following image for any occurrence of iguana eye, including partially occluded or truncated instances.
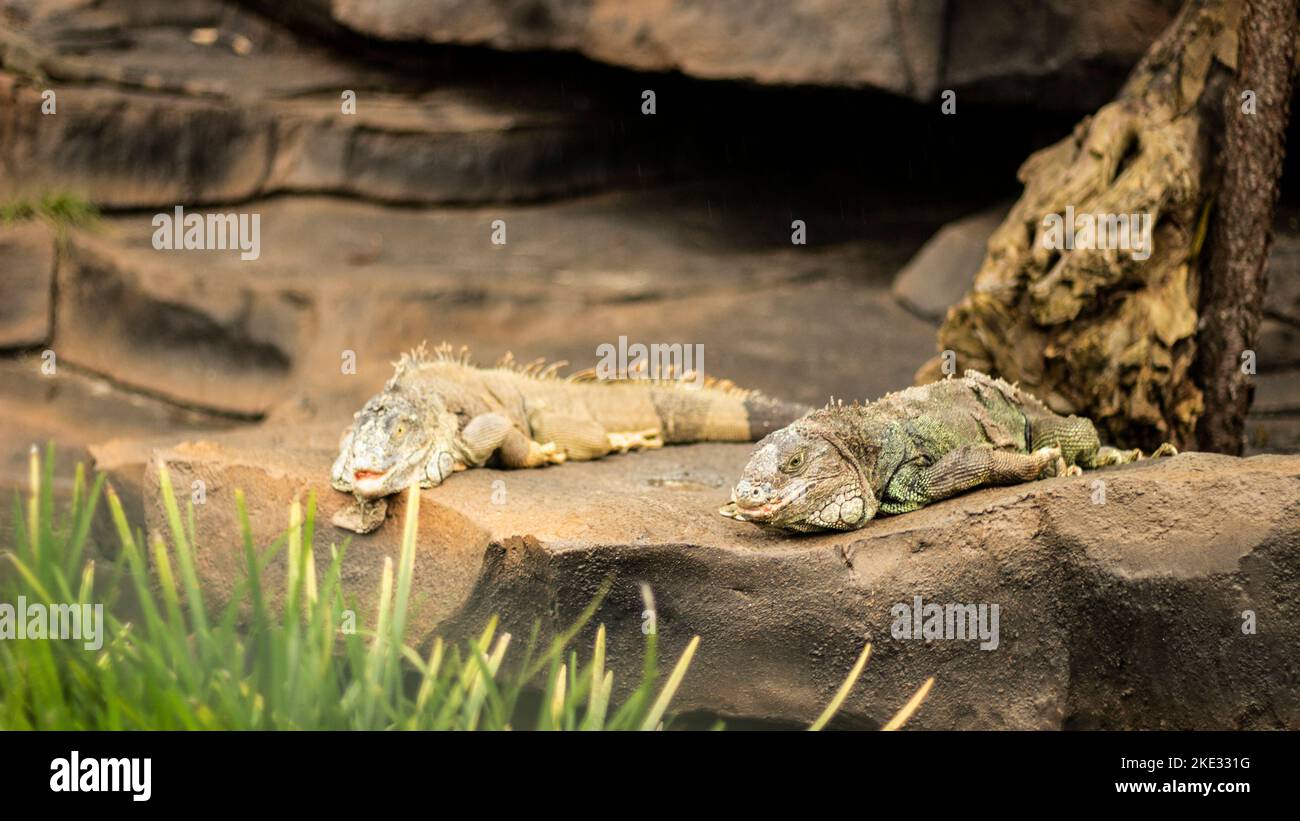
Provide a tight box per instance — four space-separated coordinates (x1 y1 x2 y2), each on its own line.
394 423 406 438
782 451 805 473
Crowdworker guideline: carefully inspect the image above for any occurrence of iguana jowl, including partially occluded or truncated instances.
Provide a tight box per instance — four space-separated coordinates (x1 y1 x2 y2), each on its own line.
331 343 809 532
720 370 1176 533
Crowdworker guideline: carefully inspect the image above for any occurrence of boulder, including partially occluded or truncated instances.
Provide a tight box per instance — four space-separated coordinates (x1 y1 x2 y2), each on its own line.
891 204 1006 321
270 0 1177 108
91 425 1300 729
0 220 54 348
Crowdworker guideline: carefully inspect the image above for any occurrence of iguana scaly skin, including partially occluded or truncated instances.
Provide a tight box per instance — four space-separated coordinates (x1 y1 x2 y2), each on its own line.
331 343 810 532
720 370 1177 533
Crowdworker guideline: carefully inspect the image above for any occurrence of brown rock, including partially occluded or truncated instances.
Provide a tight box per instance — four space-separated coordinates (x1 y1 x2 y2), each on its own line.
94 422 1300 729
0 355 232 539
54 233 307 417
54 191 935 417
891 204 1007 321
0 4 638 208
944 0 1183 108
299 0 1175 106
0 220 54 348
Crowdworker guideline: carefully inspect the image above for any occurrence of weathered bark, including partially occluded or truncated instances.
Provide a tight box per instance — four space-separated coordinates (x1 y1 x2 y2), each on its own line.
1194 0 1298 454
917 0 1244 451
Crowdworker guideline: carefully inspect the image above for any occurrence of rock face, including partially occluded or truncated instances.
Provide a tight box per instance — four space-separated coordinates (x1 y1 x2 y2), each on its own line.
91 427 1300 729
50 191 937 418
0 355 232 539
0 221 54 348
0 1 643 209
273 0 1178 108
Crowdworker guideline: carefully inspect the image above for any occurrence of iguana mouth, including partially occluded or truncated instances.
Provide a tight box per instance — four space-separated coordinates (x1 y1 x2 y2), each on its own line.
721 485 807 521
353 469 389 493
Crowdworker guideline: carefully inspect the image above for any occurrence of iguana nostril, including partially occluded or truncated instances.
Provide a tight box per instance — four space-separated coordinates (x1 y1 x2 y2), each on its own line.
734 479 770 506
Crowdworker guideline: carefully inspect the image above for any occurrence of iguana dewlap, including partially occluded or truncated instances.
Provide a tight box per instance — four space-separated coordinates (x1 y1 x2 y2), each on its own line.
720 370 1176 533
331 343 810 532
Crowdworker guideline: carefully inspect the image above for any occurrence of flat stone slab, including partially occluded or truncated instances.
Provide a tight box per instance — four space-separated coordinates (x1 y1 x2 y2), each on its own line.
90 426 1300 729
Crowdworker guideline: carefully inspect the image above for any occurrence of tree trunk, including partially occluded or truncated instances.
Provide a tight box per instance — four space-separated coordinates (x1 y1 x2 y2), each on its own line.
1194 0 1298 454
916 0 1281 453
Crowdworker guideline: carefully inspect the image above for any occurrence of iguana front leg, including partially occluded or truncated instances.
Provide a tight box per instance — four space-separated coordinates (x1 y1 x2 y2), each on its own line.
530 411 662 460
460 413 566 470
882 445 1064 513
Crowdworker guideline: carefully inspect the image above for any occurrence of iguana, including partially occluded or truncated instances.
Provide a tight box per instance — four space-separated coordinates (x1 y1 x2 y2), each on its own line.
331 343 810 532
719 370 1177 533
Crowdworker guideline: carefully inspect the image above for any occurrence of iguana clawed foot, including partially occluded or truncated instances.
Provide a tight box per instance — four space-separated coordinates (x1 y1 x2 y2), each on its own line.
1045 447 1084 477
1092 442 1179 466
1031 446 1071 479
331 497 389 534
535 440 567 465
607 428 663 454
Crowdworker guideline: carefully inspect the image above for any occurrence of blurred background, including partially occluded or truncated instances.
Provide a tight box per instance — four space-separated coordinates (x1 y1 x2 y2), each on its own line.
2 0 1299 510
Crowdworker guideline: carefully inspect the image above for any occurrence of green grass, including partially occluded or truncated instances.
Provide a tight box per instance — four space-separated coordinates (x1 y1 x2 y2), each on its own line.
0 191 98 229
0 446 929 730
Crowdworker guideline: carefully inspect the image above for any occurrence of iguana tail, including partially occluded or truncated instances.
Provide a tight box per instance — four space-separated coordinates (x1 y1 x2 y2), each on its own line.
412 342 811 446
638 384 811 444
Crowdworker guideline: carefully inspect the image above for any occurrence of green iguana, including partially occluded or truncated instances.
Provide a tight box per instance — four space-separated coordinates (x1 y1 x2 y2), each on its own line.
719 370 1176 533
331 343 810 532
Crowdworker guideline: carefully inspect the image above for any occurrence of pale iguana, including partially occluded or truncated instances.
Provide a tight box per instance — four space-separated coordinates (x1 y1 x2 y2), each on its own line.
719 370 1176 533
331 343 810 532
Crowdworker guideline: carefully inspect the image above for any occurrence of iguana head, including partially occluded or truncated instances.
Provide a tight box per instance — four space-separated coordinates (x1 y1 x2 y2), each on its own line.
720 424 877 532
337 387 459 501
